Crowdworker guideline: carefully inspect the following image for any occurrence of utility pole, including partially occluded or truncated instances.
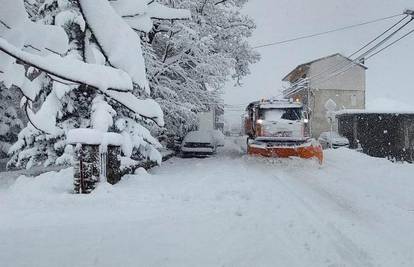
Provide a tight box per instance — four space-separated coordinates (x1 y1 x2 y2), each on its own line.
404 9 414 17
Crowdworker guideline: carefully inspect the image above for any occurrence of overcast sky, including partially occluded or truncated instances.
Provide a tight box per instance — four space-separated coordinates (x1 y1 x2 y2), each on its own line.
224 0 414 124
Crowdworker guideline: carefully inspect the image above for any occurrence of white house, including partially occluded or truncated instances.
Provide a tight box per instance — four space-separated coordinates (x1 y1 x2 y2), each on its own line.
282 53 366 138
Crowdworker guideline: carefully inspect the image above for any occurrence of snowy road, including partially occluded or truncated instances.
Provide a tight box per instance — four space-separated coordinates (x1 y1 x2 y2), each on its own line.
1 138 414 266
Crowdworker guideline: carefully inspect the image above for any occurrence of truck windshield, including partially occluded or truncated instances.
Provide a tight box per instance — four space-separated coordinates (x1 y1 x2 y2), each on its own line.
262 108 302 121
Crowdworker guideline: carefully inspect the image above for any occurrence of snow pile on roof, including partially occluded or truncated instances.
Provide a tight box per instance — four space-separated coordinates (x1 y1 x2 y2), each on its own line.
337 98 414 115
255 99 303 109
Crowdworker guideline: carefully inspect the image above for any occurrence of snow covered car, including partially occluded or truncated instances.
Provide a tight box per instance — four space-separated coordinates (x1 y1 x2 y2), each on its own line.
180 130 223 157
318 131 350 149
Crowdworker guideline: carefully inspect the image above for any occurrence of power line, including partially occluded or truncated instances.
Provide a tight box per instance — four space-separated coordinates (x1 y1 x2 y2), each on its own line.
349 14 409 58
285 15 414 95
253 13 403 49
225 13 413 109
365 28 414 60
290 15 411 86
307 18 414 87
289 15 411 90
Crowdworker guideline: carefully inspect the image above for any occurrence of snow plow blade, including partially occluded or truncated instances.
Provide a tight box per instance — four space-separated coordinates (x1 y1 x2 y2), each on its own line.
248 140 323 164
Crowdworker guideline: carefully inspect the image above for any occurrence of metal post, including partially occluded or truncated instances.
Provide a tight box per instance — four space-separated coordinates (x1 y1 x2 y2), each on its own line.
329 118 333 149
79 157 84 194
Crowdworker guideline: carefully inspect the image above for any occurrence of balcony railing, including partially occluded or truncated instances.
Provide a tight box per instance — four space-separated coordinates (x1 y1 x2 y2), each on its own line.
282 78 309 97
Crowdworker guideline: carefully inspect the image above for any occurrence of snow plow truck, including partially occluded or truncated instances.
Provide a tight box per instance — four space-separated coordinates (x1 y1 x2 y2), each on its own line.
244 98 323 164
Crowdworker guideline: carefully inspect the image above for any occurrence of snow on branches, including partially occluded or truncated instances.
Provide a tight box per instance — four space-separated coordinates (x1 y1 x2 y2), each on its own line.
0 0 190 169
146 0 259 137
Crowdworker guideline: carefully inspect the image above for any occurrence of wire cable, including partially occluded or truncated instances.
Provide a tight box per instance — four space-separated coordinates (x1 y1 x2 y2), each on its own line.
286 17 414 95
349 14 409 58
253 13 403 49
365 28 414 60
308 18 414 87
287 15 412 91
305 28 414 88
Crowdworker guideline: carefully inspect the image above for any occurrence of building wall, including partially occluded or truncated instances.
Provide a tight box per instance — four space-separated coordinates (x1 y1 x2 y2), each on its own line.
309 55 366 91
284 54 366 138
311 89 365 138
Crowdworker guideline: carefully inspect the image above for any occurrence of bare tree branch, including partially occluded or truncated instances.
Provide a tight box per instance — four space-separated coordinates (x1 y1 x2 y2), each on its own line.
214 0 229 5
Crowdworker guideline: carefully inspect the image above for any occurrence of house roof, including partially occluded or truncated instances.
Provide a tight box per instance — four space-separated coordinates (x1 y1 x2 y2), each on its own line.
282 53 368 82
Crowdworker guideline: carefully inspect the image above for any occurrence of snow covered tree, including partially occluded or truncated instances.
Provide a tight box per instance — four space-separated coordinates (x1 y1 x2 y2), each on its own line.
146 0 260 137
0 0 190 169
0 85 24 158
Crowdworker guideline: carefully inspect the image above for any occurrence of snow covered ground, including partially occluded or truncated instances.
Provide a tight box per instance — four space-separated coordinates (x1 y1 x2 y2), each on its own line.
1 138 414 267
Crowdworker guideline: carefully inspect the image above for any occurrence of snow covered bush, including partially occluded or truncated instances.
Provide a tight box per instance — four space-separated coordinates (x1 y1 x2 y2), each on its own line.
145 0 260 137
0 0 190 169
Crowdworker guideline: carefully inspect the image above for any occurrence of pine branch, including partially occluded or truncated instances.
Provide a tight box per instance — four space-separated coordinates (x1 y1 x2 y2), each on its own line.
0 39 163 127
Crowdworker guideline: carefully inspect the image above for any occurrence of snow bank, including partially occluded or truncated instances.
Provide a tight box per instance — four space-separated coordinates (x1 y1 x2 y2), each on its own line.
7 168 73 196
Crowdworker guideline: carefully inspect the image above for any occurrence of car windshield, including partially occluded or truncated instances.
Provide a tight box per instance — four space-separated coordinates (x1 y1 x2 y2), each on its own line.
261 108 302 121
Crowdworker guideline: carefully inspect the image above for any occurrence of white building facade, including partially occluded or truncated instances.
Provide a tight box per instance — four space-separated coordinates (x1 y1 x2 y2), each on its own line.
283 53 366 138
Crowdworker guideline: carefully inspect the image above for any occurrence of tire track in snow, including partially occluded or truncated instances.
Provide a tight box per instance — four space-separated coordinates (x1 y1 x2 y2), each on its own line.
242 157 375 267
